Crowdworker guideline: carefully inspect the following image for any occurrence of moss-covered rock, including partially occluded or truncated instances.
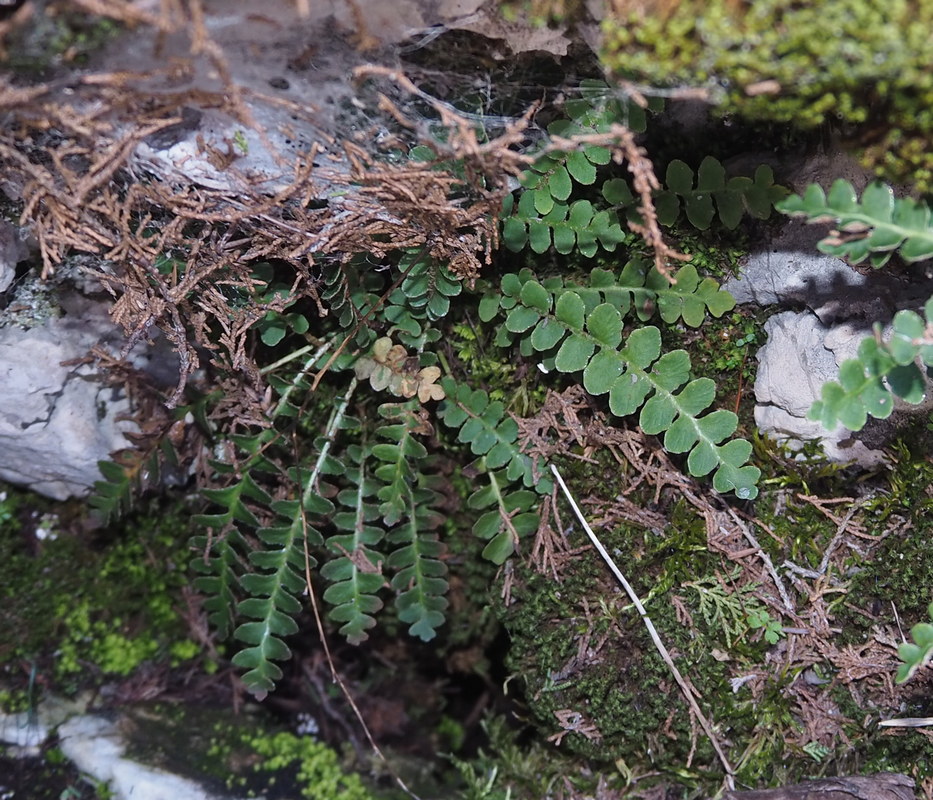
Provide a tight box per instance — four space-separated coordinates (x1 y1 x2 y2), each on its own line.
0 489 204 690
601 0 933 191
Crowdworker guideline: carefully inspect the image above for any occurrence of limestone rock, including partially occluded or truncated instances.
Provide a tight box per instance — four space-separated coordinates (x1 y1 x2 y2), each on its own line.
59 715 233 800
752 311 932 467
0 290 136 499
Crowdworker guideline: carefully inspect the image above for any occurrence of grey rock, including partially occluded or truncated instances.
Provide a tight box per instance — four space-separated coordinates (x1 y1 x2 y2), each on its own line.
723 220 914 325
0 291 136 499
752 311 930 467
2 695 251 800
754 312 839 419
0 220 28 294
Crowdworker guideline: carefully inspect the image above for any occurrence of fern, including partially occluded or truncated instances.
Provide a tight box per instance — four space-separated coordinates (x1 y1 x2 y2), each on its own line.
504 154 785 255
437 380 539 488
480 270 760 498
467 470 539 565
191 465 275 641
808 298 933 432
321 443 386 645
176 86 787 696
192 378 354 695
435 378 550 563
897 602 933 684
89 457 142 524
649 158 784 230
777 179 933 267
375 400 448 641
90 407 195 524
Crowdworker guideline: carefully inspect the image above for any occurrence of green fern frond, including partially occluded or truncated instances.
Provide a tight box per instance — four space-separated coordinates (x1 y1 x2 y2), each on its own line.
482 262 735 335
502 194 628 257
897 602 933 684
321 443 387 645
467 470 539 564
193 382 358 696
504 152 785 255
232 475 330 695
372 400 448 640
190 462 274 642
437 380 541 488
396 250 463 322
89 457 140 524
373 401 431 526
190 527 248 641
481 272 760 498
646 158 786 230
777 179 933 267
90 425 190 524
387 474 448 642
809 298 933 432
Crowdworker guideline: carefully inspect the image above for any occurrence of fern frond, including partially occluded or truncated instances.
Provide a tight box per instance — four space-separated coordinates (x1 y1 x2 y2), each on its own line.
437 380 540 488
372 400 429 525
482 263 736 347
502 195 628 257
89 457 140 524
231 477 329 695
190 464 274 640
809 298 933 432
777 179 933 267
467 470 539 564
482 273 760 498
372 400 449 640
504 152 785 255
194 381 358 696
190 527 248 641
321 443 386 645
645 158 786 230
387 475 448 642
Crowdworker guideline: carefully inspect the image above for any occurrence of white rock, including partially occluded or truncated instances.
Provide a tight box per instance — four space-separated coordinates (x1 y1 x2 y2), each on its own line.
58 715 236 800
0 693 88 751
0 292 136 499
752 310 930 467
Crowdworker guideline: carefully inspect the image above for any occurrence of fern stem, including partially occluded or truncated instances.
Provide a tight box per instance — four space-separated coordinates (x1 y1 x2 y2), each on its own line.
302 377 358 508
271 341 334 418
260 340 327 376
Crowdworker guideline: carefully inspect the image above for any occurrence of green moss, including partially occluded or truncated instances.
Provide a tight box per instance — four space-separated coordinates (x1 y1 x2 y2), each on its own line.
0 489 203 690
1 10 121 76
247 732 375 800
601 0 933 191
834 440 933 640
497 454 803 790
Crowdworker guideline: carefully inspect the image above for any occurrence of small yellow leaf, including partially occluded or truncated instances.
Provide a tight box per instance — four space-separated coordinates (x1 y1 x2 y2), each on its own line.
372 337 393 362
418 366 441 384
418 382 446 403
397 375 418 398
386 344 408 367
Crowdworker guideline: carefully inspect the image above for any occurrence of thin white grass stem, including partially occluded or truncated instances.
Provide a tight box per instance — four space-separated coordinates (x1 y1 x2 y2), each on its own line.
550 464 735 786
